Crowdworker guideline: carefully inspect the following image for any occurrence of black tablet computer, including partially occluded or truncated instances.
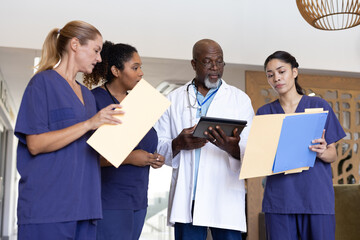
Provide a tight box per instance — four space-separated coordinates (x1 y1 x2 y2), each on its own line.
193 116 247 138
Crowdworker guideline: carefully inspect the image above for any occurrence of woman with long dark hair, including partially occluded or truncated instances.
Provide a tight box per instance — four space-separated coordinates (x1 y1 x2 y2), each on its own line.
258 51 345 240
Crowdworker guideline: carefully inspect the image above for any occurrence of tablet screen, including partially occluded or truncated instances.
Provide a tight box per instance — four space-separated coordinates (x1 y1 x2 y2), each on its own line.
193 116 247 138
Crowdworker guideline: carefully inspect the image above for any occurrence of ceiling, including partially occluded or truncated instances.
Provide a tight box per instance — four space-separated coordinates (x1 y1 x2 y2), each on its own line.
1 0 360 117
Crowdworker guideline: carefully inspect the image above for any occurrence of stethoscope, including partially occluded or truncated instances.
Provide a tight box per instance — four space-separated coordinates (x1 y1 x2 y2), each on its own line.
186 79 199 112
186 79 219 119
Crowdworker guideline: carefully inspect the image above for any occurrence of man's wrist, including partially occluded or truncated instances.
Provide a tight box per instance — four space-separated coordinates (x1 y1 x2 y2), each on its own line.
172 139 180 157
229 145 240 160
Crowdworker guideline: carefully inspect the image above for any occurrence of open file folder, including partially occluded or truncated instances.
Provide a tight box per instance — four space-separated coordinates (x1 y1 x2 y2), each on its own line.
239 110 328 179
87 79 171 168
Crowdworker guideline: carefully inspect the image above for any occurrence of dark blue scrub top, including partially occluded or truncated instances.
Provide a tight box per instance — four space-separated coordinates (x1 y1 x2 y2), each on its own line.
257 95 346 214
92 87 158 210
15 70 102 224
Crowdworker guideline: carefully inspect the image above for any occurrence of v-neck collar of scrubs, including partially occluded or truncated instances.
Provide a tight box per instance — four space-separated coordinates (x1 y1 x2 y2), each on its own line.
52 70 86 107
275 95 305 114
193 80 222 118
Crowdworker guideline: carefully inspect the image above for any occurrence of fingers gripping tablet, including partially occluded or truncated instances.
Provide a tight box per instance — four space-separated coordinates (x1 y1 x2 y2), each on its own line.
193 116 247 138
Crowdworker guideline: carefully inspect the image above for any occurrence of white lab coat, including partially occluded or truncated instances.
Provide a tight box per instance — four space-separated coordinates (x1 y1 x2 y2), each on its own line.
154 79 254 232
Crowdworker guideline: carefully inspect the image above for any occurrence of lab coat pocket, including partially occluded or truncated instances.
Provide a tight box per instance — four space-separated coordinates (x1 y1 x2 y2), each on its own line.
224 157 244 192
181 106 198 128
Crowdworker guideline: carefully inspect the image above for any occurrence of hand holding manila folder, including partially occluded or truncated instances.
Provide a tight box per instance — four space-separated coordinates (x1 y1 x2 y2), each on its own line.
239 109 328 179
87 79 171 168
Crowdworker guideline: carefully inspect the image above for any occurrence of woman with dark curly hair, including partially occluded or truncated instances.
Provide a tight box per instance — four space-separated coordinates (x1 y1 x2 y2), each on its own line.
84 41 165 240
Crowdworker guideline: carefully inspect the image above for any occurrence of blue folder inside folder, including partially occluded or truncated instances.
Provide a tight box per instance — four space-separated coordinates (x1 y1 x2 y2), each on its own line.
272 112 328 173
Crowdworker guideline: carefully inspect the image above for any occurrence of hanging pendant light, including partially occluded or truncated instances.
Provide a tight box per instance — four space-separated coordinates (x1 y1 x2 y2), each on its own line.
296 0 360 30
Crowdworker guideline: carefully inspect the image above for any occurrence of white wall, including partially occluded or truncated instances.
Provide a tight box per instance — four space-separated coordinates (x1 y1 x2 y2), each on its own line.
2 0 360 111
1 0 360 72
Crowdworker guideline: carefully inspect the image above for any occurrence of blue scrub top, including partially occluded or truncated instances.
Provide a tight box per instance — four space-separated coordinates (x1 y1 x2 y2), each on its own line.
192 81 221 199
257 95 346 214
15 70 102 224
92 87 158 210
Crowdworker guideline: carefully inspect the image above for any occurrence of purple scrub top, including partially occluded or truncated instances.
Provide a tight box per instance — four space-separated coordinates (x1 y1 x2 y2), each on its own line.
92 87 158 210
257 95 346 214
15 70 102 224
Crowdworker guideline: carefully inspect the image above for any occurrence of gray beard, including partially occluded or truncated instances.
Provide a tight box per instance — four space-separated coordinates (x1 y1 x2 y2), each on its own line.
204 76 220 89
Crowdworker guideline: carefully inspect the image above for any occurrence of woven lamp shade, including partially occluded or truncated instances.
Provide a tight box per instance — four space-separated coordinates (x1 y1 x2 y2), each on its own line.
296 0 360 30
